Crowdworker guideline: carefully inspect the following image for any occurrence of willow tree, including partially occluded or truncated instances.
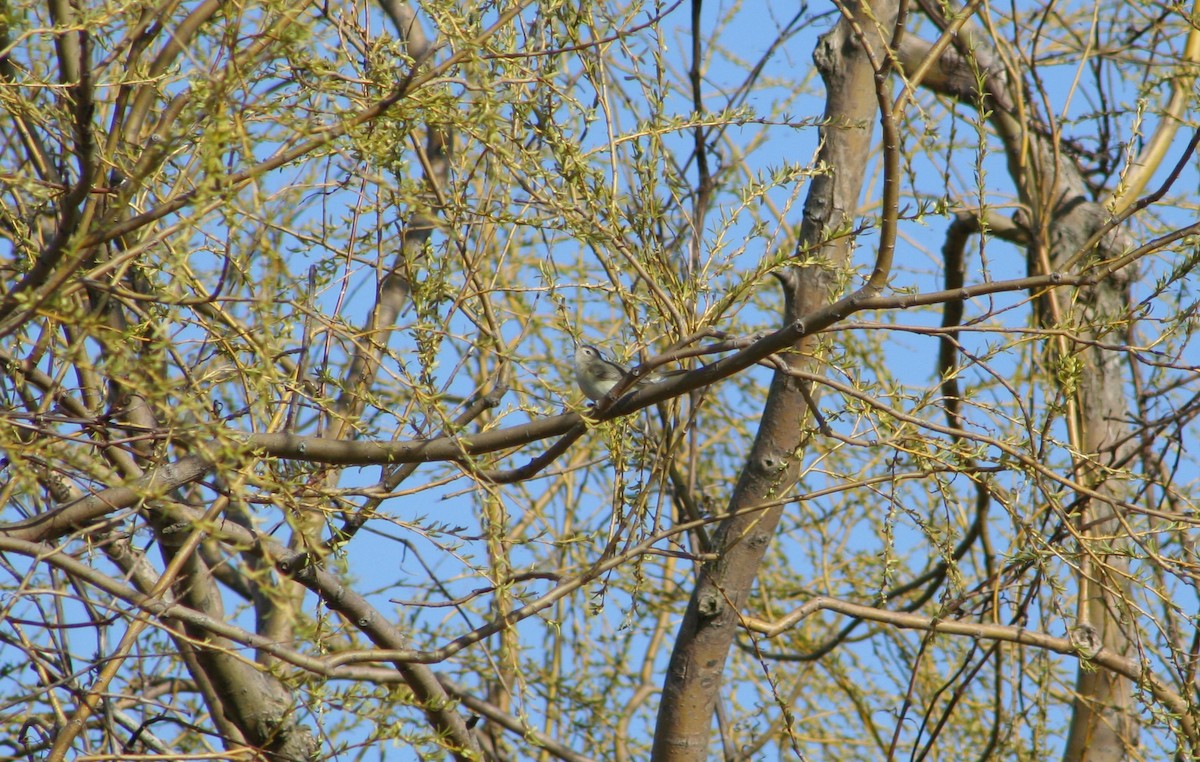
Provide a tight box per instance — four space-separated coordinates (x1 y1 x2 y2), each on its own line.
1 0 1198 760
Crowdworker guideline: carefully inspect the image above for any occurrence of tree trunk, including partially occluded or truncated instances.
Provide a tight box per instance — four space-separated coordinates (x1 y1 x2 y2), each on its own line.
651 1 899 756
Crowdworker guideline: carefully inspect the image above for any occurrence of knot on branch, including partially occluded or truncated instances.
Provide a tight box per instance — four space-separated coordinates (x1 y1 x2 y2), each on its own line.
1069 623 1102 659
697 591 723 618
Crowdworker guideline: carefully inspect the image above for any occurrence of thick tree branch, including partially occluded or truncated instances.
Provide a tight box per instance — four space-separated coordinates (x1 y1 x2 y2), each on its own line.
652 0 900 757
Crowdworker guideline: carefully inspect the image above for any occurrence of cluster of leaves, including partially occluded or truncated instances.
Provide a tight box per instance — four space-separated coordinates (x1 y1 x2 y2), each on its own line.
1 0 1199 759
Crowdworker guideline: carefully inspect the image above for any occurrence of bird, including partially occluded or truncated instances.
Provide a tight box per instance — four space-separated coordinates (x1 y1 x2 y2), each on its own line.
574 344 673 401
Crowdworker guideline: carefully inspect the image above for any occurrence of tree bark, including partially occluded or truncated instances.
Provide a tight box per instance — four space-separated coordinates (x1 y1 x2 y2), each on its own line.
896 31 1141 762
651 1 899 757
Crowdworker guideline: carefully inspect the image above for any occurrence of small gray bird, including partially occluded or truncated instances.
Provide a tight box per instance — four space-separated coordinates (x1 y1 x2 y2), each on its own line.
574 344 668 401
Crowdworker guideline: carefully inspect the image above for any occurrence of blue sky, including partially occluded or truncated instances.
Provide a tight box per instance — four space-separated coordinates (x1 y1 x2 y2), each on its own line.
2 0 1199 758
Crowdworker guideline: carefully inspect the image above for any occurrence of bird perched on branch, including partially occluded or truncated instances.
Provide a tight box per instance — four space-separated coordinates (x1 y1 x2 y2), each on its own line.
574 344 676 401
